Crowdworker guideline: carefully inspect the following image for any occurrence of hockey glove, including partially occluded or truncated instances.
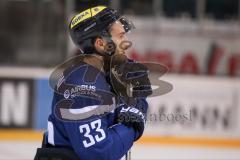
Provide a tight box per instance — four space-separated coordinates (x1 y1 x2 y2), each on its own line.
117 105 146 141
110 54 152 98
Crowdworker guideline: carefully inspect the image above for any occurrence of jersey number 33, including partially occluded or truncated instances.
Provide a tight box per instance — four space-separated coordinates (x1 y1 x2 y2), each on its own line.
79 119 106 148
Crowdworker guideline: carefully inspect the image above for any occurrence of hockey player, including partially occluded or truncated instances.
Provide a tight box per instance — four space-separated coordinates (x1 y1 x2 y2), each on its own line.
34 5 152 160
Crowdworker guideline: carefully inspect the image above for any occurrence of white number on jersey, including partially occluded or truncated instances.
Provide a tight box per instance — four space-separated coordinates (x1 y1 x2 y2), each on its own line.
79 119 106 148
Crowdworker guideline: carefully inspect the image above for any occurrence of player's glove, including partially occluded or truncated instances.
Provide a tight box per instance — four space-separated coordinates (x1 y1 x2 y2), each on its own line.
110 54 152 98
117 104 146 141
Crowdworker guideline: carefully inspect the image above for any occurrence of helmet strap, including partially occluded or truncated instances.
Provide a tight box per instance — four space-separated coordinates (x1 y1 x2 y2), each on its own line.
100 30 116 56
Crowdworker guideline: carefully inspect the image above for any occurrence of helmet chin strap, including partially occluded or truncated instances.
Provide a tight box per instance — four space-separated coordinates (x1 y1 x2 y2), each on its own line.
98 29 116 56
104 41 116 56
93 40 116 57
92 35 116 72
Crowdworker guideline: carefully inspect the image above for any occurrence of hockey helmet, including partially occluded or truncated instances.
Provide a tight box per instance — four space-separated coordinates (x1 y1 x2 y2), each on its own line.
69 6 134 55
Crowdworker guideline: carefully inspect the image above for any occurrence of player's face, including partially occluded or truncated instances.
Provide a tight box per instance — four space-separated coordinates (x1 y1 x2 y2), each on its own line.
109 21 130 54
94 20 132 56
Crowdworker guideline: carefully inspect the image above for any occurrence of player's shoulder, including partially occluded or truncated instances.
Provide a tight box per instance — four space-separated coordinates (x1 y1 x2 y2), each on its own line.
64 57 107 89
56 56 113 105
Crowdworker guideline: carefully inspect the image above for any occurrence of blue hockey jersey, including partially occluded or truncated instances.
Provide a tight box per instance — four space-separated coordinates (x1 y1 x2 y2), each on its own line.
46 59 148 160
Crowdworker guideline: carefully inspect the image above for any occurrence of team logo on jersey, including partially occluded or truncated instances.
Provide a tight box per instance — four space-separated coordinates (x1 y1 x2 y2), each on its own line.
63 85 97 99
64 89 70 99
70 85 96 95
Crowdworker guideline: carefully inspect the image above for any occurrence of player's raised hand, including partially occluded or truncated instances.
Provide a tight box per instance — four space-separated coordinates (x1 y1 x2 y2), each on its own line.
110 54 152 98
